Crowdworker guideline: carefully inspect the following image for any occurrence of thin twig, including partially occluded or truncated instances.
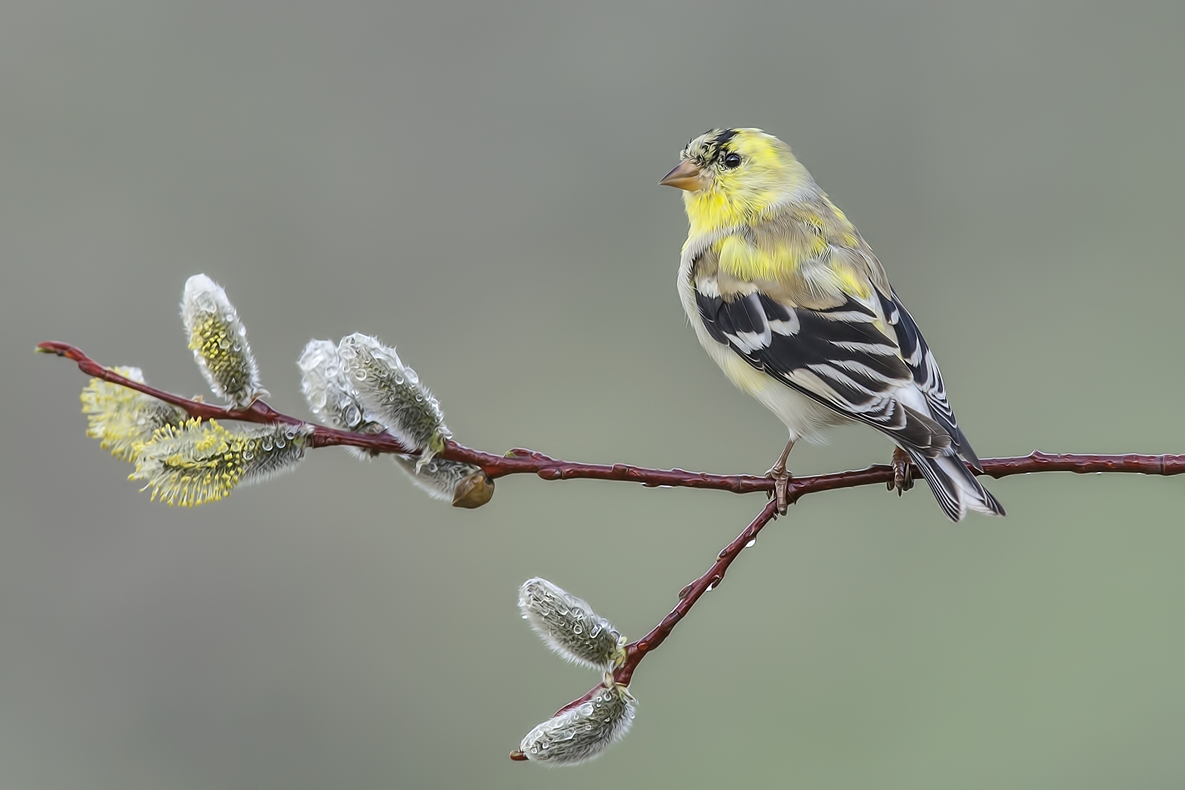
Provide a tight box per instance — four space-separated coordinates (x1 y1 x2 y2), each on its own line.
616 498 780 686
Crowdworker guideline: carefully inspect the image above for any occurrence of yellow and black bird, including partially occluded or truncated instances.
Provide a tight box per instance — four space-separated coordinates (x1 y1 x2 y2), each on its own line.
662 128 1003 521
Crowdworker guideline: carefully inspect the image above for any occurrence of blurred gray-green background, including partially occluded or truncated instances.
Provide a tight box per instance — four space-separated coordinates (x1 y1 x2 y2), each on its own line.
4 1 1184 787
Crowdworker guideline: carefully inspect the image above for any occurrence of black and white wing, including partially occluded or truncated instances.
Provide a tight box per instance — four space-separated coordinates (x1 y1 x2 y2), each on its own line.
694 286 952 456
693 279 1003 520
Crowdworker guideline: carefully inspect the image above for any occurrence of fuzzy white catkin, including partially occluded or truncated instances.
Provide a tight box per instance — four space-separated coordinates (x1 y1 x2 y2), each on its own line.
519 578 623 671
519 684 636 766
336 333 449 462
181 274 264 408
298 339 387 460
298 338 488 504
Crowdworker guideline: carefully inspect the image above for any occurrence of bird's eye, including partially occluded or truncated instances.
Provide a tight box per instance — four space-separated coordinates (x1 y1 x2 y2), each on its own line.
722 152 742 169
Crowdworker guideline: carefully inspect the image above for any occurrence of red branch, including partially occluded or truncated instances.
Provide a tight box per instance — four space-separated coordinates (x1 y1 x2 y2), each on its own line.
38 340 1185 498
38 339 1185 759
617 499 779 685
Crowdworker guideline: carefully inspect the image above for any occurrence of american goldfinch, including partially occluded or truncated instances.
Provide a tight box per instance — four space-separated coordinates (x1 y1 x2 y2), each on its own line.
661 128 1003 521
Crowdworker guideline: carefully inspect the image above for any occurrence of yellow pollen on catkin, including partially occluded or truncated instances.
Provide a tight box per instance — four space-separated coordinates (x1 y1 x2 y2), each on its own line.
181 274 263 407
133 419 243 506
129 418 308 507
80 369 186 461
188 314 256 404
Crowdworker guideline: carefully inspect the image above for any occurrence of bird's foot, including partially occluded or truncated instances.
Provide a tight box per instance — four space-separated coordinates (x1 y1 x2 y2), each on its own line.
888 447 914 496
766 439 796 515
765 466 793 515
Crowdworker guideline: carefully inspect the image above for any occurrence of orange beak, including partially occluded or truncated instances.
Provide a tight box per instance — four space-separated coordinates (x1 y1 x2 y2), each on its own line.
659 159 707 191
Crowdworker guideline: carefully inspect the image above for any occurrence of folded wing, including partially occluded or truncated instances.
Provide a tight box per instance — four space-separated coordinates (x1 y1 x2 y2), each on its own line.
694 286 952 456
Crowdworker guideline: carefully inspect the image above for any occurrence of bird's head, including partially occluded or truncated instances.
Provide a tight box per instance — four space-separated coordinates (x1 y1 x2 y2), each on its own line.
661 128 813 234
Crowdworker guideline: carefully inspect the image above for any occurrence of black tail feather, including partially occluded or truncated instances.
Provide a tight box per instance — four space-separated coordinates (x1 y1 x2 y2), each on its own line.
904 447 1005 522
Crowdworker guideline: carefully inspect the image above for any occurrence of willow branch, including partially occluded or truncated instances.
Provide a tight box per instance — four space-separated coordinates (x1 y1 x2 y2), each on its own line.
39 338 1185 763
616 498 779 684
39 340 1185 499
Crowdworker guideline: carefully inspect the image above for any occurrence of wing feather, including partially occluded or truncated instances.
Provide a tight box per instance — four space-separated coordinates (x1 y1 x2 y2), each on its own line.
876 289 982 469
695 285 951 454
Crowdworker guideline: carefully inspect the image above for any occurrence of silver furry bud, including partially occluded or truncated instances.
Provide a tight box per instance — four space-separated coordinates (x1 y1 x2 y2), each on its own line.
298 339 386 460
515 684 636 766
337 333 448 466
298 337 493 507
519 578 624 671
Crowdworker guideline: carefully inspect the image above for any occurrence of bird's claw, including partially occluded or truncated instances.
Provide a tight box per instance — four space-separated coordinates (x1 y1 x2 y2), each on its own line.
889 447 914 496
765 439 796 515
766 468 792 515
